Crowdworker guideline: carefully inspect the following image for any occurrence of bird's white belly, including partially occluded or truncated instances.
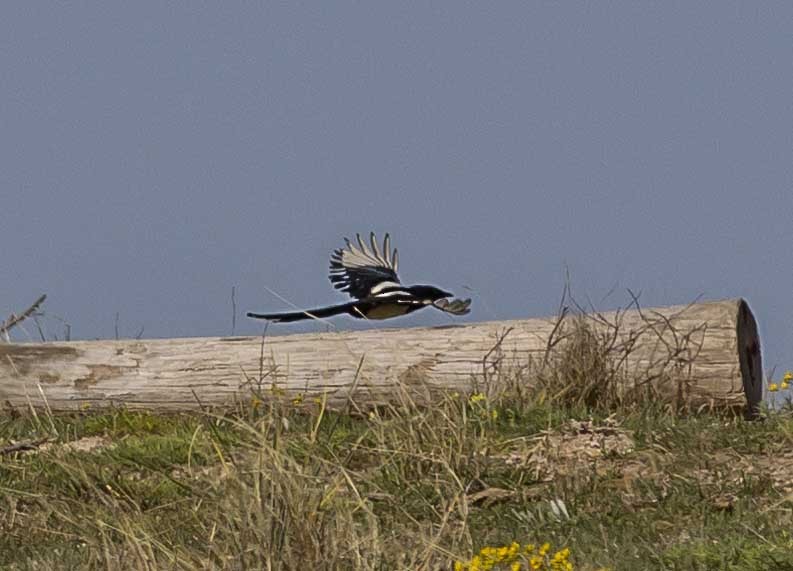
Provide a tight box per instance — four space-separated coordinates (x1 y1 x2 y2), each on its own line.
365 303 412 319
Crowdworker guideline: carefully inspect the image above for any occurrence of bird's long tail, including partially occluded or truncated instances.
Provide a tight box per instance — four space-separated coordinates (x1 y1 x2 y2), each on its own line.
246 301 356 323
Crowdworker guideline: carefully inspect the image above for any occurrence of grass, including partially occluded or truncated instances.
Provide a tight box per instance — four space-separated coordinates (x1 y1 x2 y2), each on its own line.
2 395 792 570
1 316 792 570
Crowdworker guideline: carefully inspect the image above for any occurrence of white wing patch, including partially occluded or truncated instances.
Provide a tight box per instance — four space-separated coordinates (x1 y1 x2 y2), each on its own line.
370 281 402 295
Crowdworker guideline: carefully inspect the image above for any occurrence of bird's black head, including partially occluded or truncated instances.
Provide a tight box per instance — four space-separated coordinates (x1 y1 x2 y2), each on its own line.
408 284 454 302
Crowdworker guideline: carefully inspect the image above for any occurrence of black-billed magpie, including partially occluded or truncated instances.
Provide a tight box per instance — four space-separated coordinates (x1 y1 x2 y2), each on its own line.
247 232 471 323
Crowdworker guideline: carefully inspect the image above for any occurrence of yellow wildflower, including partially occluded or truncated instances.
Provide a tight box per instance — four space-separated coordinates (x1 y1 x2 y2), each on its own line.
469 392 486 404
491 409 499 420
769 383 779 392
784 371 793 382
291 393 304 405
456 541 572 571
782 382 790 390
551 547 572 571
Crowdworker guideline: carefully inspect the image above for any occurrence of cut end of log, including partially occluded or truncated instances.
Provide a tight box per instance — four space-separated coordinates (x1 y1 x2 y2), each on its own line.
736 299 763 413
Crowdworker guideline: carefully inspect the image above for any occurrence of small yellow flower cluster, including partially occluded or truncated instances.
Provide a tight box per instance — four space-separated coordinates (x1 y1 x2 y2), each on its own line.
466 392 500 423
249 387 308 408
550 548 572 571
454 542 573 571
768 371 793 393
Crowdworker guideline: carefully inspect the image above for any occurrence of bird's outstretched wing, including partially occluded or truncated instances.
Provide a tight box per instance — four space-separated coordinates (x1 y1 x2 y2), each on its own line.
329 232 400 299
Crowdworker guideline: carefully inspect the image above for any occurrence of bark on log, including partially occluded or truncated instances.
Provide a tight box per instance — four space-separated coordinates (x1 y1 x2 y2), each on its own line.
0 298 762 413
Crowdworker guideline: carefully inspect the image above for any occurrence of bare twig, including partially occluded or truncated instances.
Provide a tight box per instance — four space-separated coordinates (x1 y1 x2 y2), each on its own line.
32 315 47 342
481 327 514 391
0 294 47 341
258 322 270 389
0 437 54 456
542 282 571 367
231 286 237 336
45 312 72 341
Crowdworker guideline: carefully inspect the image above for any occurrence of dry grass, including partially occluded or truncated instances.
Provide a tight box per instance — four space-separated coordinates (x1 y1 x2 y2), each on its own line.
3 393 793 570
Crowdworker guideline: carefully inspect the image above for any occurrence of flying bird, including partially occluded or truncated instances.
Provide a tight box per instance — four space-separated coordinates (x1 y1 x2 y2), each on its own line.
247 232 471 323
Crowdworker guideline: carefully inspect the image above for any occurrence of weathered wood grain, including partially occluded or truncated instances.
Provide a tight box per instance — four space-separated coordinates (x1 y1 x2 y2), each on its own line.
0 298 762 412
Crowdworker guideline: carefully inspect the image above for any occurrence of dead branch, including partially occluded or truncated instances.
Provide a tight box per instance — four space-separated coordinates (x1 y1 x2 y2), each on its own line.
0 437 55 456
0 294 47 341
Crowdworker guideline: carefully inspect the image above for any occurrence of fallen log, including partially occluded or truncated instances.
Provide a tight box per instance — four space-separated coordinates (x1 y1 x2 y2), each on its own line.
0 298 762 413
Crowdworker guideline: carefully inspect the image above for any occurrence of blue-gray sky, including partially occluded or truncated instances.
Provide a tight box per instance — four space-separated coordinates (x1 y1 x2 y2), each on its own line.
2 4 791 380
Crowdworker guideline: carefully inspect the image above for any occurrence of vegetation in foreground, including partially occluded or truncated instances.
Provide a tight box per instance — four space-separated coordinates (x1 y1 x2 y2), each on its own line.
1 316 792 570
2 389 792 570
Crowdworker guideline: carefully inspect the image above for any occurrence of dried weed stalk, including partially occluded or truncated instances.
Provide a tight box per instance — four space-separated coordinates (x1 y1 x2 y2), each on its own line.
532 289 707 412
